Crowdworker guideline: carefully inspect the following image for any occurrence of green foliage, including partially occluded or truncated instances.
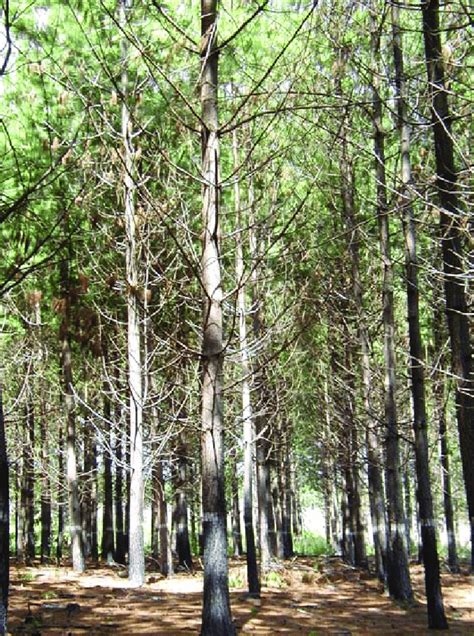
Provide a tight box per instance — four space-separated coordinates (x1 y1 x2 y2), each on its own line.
294 532 332 557
263 571 286 588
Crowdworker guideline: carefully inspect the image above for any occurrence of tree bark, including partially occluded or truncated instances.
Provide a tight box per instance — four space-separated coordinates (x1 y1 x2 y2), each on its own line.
433 300 459 572
391 2 448 624
421 0 474 570
248 172 275 568
370 10 412 600
60 256 85 573
119 0 144 587
173 436 193 571
230 450 243 557
199 1 234 632
0 388 9 634
233 129 260 597
101 361 115 564
339 127 386 580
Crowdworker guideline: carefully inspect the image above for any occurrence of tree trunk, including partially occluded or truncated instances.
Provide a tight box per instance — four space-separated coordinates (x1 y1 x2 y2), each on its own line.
114 365 126 565
339 126 386 580
248 173 275 569
173 437 193 571
56 424 64 563
233 129 260 597
0 388 9 634
24 396 35 561
421 0 474 570
119 0 144 587
230 450 243 557
101 352 115 564
158 460 173 577
199 1 234 632
40 395 51 563
391 3 448 624
370 10 412 600
433 303 459 572
60 256 85 573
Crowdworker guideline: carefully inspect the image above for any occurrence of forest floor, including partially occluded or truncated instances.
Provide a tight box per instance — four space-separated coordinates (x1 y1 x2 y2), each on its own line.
7 556 473 635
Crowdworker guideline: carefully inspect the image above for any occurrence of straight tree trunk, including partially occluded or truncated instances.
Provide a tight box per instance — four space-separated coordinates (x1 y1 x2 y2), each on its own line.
101 352 115 564
421 0 474 569
248 173 275 568
392 3 448 624
113 365 126 565
173 437 193 571
56 424 64 563
230 450 243 557
158 460 173 577
40 396 51 562
370 11 412 600
339 129 386 581
199 2 234 632
0 388 9 634
24 395 35 561
60 256 85 573
233 129 260 597
119 0 144 587
433 302 459 572
151 455 160 562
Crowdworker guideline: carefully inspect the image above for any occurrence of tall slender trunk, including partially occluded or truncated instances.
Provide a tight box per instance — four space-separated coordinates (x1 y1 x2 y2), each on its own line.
421 0 474 569
370 10 412 600
281 432 294 559
101 359 115 563
0 388 9 634
174 436 193 570
230 450 243 557
433 301 459 572
60 256 85 573
119 0 144 587
199 2 234 632
40 395 51 562
56 425 64 563
90 436 98 561
113 363 126 565
158 459 173 577
248 172 275 568
24 392 35 561
233 129 260 597
339 130 386 580
391 3 448 624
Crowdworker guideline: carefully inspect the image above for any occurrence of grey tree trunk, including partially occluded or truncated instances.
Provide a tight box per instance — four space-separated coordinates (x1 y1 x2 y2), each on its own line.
370 11 412 600
339 128 386 580
230 450 243 557
56 425 64 563
158 460 173 577
233 129 260 597
101 358 115 564
113 363 126 565
60 256 85 573
119 0 144 587
421 0 474 569
433 301 459 572
173 436 193 571
0 388 9 635
199 2 234 632
392 3 448 625
248 173 275 569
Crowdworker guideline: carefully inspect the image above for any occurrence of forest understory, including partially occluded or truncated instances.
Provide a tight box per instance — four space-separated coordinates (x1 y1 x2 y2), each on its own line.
9 557 473 635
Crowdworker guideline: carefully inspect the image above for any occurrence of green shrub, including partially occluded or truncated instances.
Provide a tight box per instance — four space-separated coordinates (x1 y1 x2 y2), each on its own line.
293 532 332 556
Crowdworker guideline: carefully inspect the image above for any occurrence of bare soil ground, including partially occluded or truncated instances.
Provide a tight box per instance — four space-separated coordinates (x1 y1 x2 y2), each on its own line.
7 556 473 634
